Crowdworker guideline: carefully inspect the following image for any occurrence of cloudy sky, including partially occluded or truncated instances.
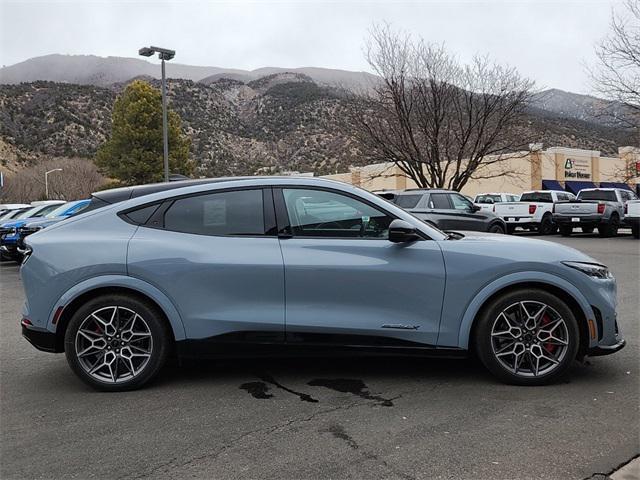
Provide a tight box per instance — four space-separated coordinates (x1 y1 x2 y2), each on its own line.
0 0 621 93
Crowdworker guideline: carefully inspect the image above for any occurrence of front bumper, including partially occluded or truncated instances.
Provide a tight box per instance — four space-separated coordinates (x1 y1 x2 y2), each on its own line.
21 322 58 353
587 338 626 356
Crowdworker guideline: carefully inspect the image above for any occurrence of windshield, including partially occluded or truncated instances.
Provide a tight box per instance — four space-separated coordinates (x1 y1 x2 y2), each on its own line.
578 190 617 201
520 192 553 203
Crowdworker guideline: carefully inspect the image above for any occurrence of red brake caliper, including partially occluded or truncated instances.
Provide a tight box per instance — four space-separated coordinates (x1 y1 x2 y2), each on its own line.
541 314 556 353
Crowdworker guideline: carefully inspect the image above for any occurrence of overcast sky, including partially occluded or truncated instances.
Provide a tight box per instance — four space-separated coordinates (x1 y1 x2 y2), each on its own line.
0 0 622 93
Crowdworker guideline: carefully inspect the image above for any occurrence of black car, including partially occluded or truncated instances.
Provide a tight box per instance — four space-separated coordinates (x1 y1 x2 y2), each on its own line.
379 189 507 233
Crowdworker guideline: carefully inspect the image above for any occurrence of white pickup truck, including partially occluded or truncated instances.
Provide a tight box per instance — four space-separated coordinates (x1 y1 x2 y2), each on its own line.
624 199 640 239
473 192 520 211
493 190 575 235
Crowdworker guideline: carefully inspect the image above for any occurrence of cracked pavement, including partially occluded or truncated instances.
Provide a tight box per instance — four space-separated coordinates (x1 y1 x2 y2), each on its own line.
1 235 638 479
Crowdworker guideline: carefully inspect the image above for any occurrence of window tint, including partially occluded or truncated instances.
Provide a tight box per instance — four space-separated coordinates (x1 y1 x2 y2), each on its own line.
508 195 520 202
282 188 392 239
164 189 264 236
577 190 617 201
475 194 501 204
450 194 473 210
125 204 160 225
429 194 451 209
394 194 422 209
520 192 553 203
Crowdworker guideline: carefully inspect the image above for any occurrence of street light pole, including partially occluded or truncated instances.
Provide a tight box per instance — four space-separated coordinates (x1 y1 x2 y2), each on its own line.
160 57 169 183
139 46 175 183
45 168 62 199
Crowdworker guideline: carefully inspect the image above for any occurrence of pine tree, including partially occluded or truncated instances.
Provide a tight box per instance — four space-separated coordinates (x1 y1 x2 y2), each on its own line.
96 80 193 185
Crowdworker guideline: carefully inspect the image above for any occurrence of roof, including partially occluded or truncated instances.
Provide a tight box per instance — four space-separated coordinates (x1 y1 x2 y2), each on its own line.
400 188 455 194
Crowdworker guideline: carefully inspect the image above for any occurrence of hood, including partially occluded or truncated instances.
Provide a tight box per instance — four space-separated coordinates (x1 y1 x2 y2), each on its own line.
0 219 28 229
21 217 64 229
441 230 596 264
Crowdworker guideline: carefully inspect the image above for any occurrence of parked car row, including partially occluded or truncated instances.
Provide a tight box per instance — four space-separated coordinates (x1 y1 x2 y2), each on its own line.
375 187 639 238
0 200 90 262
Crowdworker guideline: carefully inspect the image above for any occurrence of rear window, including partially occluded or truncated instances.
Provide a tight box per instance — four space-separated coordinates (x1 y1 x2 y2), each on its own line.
578 190 617 201
393 194 423 209
520 192 553 203
164 189 265 236
475 194 502 204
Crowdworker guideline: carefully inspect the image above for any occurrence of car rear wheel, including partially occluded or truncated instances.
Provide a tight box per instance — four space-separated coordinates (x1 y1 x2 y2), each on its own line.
488 223 505 234
598 214 620 238
64 294 170 391
506 225 516 235
475 289 579 385
559 225 573 237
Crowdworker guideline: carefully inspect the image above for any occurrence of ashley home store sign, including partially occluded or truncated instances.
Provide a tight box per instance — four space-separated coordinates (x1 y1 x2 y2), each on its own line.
565 157 592 180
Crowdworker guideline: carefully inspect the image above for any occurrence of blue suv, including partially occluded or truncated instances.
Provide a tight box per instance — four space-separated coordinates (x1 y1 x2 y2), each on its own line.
19 178 625 391
0 202 64 261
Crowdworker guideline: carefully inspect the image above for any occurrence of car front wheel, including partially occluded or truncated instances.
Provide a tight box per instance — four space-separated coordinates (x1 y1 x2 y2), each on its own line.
64 294 170 391
475 289 579 385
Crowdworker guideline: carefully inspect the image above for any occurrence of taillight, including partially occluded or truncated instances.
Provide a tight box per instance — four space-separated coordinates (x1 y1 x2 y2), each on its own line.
529 204 537 215
597 203 605 214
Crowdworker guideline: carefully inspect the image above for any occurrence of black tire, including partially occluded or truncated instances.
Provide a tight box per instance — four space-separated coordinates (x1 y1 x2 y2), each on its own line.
598 214 620 238
64 294 170 391
488 223 505 234
506 225 516 235
632 225 640 239
537 214 555 235
581 227 594 234
559 225 573 237
474 289 579 386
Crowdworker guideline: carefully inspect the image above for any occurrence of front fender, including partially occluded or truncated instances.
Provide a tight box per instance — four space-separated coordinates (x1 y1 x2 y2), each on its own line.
456 271 592 349
48 275 187 340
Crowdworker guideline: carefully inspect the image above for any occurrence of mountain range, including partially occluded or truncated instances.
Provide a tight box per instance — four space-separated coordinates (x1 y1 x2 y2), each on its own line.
0 55 637 178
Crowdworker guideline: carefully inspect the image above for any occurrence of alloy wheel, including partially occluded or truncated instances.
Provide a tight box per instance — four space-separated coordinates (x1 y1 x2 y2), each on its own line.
74 306 153 384
490 301 569 377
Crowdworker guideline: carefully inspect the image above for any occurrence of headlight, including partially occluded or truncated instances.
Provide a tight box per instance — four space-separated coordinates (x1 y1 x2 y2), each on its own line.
9 227 17 235
562 261 613 279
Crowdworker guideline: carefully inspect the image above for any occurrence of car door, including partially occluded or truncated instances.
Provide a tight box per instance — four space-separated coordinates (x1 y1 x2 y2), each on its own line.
447 193 491 231
127 187 285 343
424 193 456 230
275 187 446 348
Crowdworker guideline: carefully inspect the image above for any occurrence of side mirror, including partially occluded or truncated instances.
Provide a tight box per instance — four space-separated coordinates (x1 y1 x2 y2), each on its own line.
388 219 422 243
471 204 482 212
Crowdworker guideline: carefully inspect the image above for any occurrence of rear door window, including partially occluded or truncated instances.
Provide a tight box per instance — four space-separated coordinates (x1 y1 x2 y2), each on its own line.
163 189 265 236
394 194 423 209
429 194 451 209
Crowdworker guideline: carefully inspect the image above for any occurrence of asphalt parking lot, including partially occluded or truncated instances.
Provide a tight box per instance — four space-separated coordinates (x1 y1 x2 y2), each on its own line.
1 232 638 480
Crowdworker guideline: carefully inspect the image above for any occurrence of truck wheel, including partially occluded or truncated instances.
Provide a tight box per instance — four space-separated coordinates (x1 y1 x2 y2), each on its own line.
632 225 639 239
489 223 505 234
581 227 594 234
598 214 620 238
559 225 572 237
506 225 516 235
537 215 555 235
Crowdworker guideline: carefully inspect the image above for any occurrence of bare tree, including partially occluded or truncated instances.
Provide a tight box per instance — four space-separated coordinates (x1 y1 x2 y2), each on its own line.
590 0 640 130
0 157 105 203
350 23 535 191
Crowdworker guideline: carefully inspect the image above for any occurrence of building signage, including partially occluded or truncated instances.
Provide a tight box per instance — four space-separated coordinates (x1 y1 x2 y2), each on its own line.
564 157 591 180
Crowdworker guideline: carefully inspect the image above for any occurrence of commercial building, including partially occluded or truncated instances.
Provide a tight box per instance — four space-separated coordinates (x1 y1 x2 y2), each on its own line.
322 145 640 196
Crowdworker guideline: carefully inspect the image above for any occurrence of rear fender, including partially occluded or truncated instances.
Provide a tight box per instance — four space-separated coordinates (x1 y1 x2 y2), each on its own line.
48 275 187 340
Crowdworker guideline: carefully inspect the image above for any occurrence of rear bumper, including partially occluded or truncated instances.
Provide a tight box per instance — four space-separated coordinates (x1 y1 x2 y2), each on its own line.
587 338 626 357
553 214 605 226
21 322 58 353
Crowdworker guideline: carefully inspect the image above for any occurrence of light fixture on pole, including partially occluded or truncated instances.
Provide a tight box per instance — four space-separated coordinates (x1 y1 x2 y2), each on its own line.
139 45 175 183
45 168 62 199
